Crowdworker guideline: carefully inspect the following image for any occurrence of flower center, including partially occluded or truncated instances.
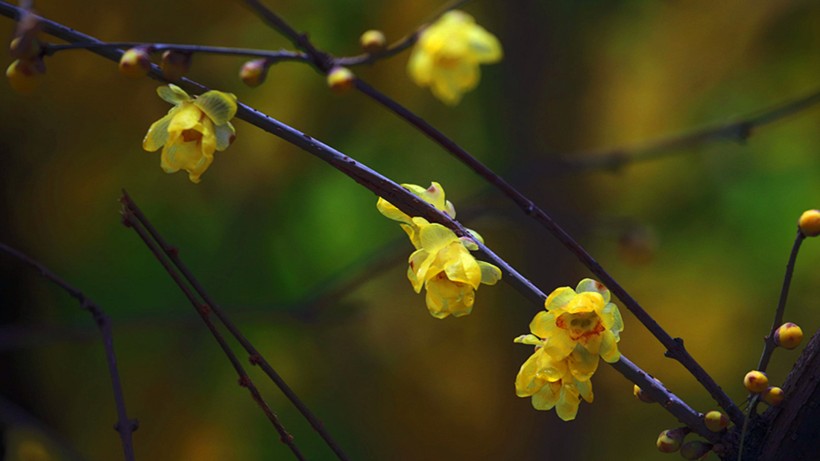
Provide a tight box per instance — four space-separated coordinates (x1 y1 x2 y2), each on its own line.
181 128 203 143
556 311 604 341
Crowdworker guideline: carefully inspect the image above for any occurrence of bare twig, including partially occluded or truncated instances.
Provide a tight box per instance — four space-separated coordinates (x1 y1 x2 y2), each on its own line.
118 205 305 461
0 243 137 461
120 192 345 461
44 42 308 62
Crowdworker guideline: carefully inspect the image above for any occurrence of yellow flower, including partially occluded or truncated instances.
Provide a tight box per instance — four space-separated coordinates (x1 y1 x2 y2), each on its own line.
407 10 502 105
143 84 237 183
513 342 593 421
377 181 456 248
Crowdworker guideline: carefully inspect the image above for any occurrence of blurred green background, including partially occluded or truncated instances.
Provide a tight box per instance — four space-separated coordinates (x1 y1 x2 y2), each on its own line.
2 0 820 460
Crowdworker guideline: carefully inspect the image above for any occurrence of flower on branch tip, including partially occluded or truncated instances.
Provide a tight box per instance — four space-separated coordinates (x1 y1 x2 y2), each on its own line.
376 182 500 318
360 30 386 53
6 58 45 94
142 84 237 183
513 279 623 420
160 50 192 81
407 10 502 105
119 47 152 78
327 67 356 93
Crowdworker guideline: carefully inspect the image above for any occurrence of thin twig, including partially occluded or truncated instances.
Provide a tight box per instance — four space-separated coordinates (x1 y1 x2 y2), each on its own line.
0 1 722 441
120 192 348 461
119 207 305 461
44 42 308 62
0 242 137 461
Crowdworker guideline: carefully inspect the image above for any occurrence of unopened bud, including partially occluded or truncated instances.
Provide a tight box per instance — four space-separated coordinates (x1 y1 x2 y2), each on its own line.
119 47 151 78
656 428 688 453
239 59 268 87
680 440 712 460
633 384 654 403
704 411 729 432
326 66 355 93
160 50 191 81
762 386 784 406
798 209 820 237
6 58 46 94
10 36 41 60
360 29 386 53
774 322 803 350
744 370 769 394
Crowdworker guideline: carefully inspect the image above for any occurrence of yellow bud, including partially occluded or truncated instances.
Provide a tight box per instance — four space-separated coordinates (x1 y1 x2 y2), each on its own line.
360 29 386 53
774 322 803 349
160 50 191 81
656 428 687 453
6 58 45 94
327 66 355 93
762 386 784 406
703 410 729 432
239 59 268 87
680 441 712 460
119 47 151 78
633 384 654 403
744 370 769 394
799 209 820 237
10 36 41 60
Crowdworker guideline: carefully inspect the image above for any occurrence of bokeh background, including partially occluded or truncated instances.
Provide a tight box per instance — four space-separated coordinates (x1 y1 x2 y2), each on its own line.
2 0 820 460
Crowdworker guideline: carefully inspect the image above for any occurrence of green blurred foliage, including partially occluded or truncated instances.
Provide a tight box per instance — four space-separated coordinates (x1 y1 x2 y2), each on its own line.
2 1 820 460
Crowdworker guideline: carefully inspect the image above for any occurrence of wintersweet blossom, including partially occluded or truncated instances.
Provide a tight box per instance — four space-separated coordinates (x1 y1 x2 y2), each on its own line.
407 10 502 105
376 182 501 318
143 84 237 183
513 279 623 420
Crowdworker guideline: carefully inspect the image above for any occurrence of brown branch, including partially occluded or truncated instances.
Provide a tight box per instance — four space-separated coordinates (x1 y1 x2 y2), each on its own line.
0 242 137 461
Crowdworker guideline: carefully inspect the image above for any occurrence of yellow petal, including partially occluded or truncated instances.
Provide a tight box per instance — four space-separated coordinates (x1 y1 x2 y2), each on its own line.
599 331 621 363
194 90 237 125
478 261 502 285
555 384 581 421
168 103 203 133
157 84 191 105
376 197 411 224
142 111 175 152
515 352 544 397
407 47 433 86
577 379 594 403
529 311 554 338
466 25 503 63
214 121 235 151
568 345 600 382
531 381 561 411
576 278 611 304
544 286 576 311
418 222 459 252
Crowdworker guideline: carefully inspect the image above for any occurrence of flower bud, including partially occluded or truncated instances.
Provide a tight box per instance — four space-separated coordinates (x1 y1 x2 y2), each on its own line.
239 59 268 87
360 29 386 53
703 410 729 432
680 440 712 460
326 66 355 93
774 322 803 350
160 50 191 81
656 428 687 453
6 58 45 94
633 384 654 403
798 209 820 237
762 386 784 406
744 370 769 394
119 47 151 78
10 36 41 60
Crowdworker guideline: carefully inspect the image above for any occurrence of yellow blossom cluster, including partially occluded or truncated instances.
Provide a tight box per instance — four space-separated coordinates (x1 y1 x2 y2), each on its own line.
514 279 624 420
377 182 501 318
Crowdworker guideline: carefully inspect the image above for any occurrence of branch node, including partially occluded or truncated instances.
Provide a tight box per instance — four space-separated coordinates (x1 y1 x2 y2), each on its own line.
249 353 262 366
238 376 251 388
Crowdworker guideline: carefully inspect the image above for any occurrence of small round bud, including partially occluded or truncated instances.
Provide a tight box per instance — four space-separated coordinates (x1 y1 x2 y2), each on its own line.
680 440 712 460
656 428 687 453
119 47 151 78
798 209 820 237
6 58 45 94
160 50 191 81
633 384 654 403
703 410 729 432
774 322 803 350
762 386 785 406
359 29 386 53
239 59 268 87
10 36 41 60
744 370 769 394
327 66 355 93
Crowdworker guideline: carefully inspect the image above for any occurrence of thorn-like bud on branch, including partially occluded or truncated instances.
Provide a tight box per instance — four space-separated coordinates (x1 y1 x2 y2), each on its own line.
160 50 191 81
798 209 820 236
703 410 728 432
119 47 152 78
6 58 46 94
743 370 769 394
360 29 386 53
239 59 268 87
679 440 712 460
656 428 688 453
326 66 355 93
774 322 803 349
762 386 784 406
